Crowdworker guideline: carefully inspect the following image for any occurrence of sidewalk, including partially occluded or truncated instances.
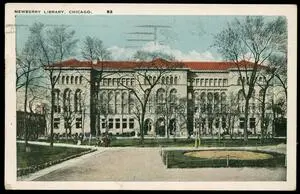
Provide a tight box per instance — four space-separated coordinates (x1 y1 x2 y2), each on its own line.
17 140 98 149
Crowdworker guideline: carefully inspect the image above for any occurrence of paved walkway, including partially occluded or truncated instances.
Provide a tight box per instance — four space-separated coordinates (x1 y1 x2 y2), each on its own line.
23 145 286 182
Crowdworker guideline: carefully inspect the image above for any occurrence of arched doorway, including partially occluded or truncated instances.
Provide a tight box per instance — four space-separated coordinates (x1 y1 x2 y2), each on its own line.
169 118 176 135
144 119 153 135
156 118 165 136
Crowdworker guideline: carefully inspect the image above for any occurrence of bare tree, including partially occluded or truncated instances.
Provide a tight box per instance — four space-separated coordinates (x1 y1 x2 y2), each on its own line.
119 51 182 144
80 36 112 138
30 22 78 147
16 34 44 151
213 16 287 142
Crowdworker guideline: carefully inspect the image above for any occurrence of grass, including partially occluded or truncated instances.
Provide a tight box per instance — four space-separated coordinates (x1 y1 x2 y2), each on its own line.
162 149 286 168
17 143 91 169
109 138 285 147
30 136 286 147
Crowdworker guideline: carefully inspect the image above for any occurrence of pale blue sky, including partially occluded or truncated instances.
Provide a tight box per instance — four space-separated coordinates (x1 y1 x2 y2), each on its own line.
15 15 277 61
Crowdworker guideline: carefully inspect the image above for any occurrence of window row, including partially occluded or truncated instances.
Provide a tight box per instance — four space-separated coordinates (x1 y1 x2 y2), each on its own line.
194 91 227 103
98 78 135 87
194 117 227 129
53 117 82 129
98 88 178 115
144 75 179 85
237 76 265 85
190 78 228 87
53 88 83 113
101 118 135 129
53 75 84 85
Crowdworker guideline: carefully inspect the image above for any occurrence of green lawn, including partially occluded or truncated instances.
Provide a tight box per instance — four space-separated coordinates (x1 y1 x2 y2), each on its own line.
108 138 285 147
17 143 91 169
162 149 286 168
33 137 286 147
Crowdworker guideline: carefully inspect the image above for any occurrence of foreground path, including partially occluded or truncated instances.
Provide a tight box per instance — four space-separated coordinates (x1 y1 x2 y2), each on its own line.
32 147 286 181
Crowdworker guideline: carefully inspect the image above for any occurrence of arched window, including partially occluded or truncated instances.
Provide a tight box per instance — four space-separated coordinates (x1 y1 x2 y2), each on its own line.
153 76 157 84
166 77 170 85
170 76 173 85
108 91 114 114
52 76 57 83
131 78 134 86
53 89 61 113
194 91 199 113
99 91 107 114
238 90 244 101
207 92 213 113
156 88 166 104
115 91 121 114
66 76 69 84
71 76 74 84
75 76 78 84
63 88 72 112
221 92 227 113
162 77 165 84
79 76 83 84
214 92 220 113
74 89 82 113
238 90 245 113
62 76 65 84
200 92 206 113
174 76 178 85
129 91 135 114
169 89 177 103
122 92 128 114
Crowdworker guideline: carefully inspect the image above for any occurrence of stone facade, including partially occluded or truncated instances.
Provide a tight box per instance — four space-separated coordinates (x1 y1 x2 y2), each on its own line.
48 58 284 137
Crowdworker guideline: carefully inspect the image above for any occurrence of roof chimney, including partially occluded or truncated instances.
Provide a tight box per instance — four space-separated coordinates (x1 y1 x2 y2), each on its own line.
92 59 98 65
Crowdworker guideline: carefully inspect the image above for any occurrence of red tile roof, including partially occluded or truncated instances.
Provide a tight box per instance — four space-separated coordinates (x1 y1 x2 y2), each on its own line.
49 58 260 71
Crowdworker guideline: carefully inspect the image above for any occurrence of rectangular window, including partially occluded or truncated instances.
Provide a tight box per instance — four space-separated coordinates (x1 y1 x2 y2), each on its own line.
54 118 60 129
109 118 113 129
131 78 134 86
107 78 111 86
115 118 120 129
239 117 245 129
76 117 82 128
200 79 203 86
218 79 222 86
103 78 107 86
122 118 127 128
205 79 208 86
196 79 200 86
129 118 134 129
250 118 256 128
101 119 106 129
117 78 120 86
214 79 217 86
209 79 213 86
223 79 227 86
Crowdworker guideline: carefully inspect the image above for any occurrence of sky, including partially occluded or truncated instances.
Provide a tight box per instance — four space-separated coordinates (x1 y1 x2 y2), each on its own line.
15 15 276 61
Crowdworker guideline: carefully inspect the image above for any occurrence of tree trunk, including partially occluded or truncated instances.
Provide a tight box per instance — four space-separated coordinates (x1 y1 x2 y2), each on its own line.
260 91 266 144
50 83 55 147
244 99 249 142
24 82 31 152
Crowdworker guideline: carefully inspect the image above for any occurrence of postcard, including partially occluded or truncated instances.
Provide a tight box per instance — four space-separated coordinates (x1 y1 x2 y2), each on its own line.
5 3 297 190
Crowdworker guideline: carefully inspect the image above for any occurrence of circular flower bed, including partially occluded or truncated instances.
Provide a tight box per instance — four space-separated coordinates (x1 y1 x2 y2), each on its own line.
162 149 285 168
184 150 273 160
